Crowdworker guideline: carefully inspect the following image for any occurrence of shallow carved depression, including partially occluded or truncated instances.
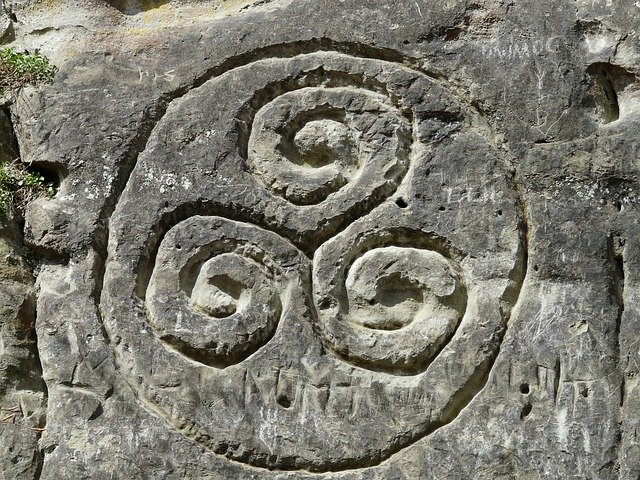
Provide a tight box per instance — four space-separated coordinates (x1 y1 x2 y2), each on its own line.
349 247 465 331
102 51 526 472
347 247 464 331
190 253 263 318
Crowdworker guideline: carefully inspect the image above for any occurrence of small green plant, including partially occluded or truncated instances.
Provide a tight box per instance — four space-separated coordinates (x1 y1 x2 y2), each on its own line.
0 47 57 93
0 49 57 215
0 160 55 215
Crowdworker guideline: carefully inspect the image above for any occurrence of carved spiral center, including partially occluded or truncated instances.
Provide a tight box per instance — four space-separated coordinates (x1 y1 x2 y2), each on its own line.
190 253 261 319
293 119 355 170
346 247 464 331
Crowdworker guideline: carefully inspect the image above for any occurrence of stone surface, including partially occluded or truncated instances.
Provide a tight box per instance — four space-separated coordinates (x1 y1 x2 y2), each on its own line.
0 0 639 478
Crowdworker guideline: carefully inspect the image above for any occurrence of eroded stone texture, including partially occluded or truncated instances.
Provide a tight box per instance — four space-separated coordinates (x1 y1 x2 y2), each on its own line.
0 107 45 480
0 0 639 479
0 219 46 479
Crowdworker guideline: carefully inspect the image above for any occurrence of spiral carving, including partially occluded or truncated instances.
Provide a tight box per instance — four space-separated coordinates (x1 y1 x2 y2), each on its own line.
314 242 467 374
101 49 526 472
248 86 411 205
146 216 300 367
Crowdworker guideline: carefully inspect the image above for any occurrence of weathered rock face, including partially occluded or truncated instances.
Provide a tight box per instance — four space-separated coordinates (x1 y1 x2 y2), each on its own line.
1 0 639 478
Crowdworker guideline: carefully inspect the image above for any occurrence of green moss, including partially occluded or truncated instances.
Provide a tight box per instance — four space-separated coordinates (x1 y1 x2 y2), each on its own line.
0 47 57 93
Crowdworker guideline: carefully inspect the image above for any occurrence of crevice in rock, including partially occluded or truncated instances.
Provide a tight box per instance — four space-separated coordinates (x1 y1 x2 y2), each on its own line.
609 235 625 344
33 449 44 480
520 402 532 420
607 232 626 474
585 63 636 123
596 69 619 122
553 358 561 405
0 105 20 162
105 0 171 15
607 233 625 349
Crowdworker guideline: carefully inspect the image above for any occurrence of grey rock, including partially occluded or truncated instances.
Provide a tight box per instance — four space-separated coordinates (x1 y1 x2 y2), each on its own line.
0 214 45 479
0 0 638 479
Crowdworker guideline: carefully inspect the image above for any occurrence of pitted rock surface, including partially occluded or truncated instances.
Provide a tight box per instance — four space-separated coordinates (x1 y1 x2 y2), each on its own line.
0 1 639 479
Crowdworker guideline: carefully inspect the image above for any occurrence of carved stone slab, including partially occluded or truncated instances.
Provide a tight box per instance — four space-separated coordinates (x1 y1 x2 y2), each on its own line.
0 0 638 479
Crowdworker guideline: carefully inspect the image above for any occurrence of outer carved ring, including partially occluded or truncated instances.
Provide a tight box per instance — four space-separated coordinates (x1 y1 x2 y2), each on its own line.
101 50 526 471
